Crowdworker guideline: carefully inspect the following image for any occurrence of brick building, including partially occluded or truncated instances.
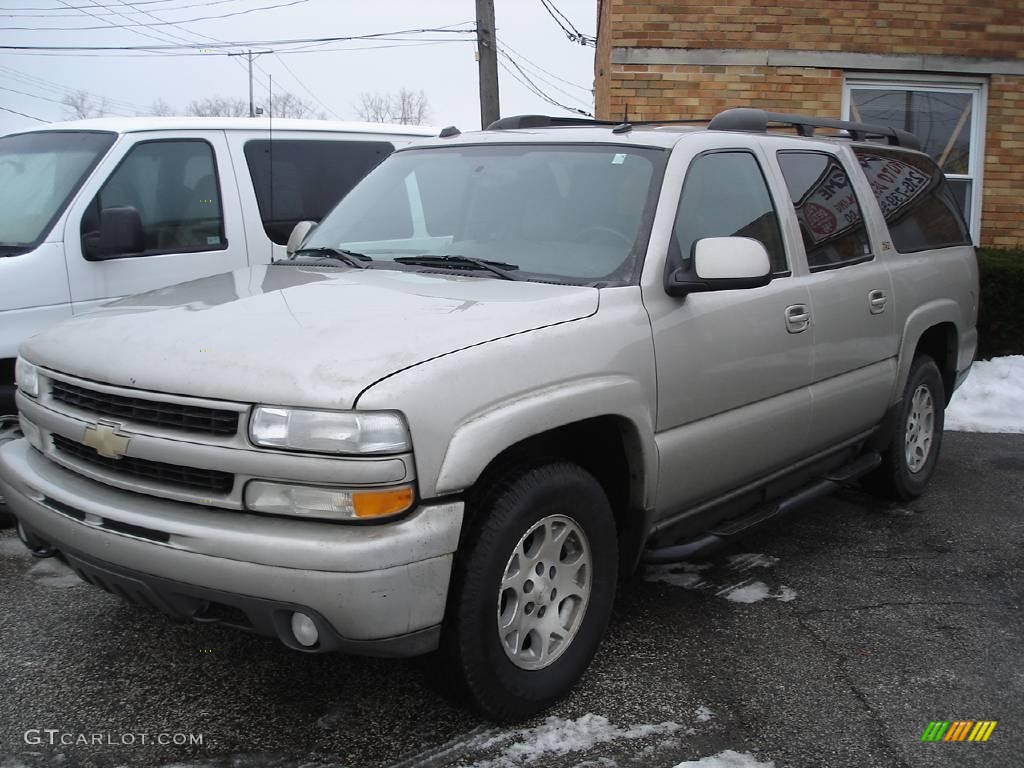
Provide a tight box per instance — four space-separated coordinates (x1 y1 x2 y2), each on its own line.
594 1 1024 248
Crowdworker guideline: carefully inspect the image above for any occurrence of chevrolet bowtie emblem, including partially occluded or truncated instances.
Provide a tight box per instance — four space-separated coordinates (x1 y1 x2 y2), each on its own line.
82 420 131 459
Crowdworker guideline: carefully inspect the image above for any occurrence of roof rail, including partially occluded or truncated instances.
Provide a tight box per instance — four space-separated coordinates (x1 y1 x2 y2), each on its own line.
707 108 921 151
486 115 626 130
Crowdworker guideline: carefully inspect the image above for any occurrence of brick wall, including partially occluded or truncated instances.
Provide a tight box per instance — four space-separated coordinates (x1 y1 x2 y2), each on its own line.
601 0 1024 58
985 75 1024 248
594 0 1024 247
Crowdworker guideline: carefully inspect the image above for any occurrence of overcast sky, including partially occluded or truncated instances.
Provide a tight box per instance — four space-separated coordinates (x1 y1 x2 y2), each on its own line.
0 0 597 134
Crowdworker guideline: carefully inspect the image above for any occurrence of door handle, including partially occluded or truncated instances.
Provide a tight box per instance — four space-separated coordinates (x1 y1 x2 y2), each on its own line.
785 303 810 334
868 289 887 315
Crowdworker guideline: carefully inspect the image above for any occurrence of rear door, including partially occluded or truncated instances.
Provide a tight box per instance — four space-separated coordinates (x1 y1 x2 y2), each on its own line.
63 130 247 312
771 146 898 449
642 139 816 517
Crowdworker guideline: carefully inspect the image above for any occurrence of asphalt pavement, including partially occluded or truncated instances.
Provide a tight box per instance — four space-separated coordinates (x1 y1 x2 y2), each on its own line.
0 432 1021 768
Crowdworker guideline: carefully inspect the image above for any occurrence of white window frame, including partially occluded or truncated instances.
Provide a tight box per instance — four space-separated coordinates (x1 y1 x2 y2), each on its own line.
842 74 987 242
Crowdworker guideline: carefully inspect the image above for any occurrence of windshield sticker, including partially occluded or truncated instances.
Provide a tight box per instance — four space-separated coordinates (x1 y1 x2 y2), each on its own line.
612 153 626 165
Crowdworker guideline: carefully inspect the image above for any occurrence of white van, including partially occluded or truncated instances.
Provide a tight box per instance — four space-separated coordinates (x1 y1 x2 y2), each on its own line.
0 117 436 415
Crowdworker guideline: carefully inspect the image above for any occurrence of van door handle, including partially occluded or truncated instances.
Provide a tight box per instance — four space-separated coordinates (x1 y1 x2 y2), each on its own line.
785 304 810 334
868 289 887 314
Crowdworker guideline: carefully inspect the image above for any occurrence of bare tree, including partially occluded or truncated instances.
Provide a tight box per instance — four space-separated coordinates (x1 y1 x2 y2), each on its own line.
148 98 175 116
392 88 429 125
354 89 430 125
61 90 108 120
186 96 249 117
265 92 324 119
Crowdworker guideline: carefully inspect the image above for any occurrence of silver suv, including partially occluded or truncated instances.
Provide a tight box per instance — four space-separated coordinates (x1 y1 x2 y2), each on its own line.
0 109 978 721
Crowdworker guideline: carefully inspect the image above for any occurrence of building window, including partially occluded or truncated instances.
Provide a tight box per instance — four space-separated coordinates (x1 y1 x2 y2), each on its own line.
843 79 984 241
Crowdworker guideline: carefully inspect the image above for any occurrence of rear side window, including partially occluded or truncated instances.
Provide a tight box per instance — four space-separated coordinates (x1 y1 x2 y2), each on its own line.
852 147 971 252
83 139 225 256
672 151 787 274
244 139 394 244
777 151 871 271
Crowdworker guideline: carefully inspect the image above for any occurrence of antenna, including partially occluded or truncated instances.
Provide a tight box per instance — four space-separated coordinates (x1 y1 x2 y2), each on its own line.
268 74 274 263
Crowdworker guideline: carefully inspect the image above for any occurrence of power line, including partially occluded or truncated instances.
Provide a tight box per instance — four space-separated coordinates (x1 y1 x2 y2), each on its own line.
539 0 595 46
1 0 246 16
497 55 592 117
270 52 340 118
6 0 310 30
0 104 50 122
53 0 180 54
495 36 591 94
0 26 477 51
0 83 133 116
0 63 155 113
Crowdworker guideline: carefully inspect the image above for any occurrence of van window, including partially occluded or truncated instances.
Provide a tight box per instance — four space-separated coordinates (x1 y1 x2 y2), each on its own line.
672 151 787 274
243 139 394 245
777 151 872 271
82 139 225 257
852 147 971 252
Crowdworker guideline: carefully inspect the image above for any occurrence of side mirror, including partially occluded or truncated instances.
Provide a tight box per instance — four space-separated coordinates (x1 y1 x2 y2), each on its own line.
286 220 317 257
83 206 144 260
665 237 772 296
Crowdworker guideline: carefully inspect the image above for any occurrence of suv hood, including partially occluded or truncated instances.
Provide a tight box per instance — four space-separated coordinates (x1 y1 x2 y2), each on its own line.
21 265 598 409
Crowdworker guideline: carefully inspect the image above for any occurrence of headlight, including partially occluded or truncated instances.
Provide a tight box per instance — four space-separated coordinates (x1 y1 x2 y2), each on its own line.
244 481 415 521
14 358 39 398
249 406 410 455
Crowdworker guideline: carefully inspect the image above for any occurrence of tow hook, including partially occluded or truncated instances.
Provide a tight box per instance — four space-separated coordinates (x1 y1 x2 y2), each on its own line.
16 519 58 558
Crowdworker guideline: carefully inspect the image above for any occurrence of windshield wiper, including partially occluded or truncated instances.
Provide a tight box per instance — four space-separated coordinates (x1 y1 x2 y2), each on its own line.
287 247 372 269
393 254 522 281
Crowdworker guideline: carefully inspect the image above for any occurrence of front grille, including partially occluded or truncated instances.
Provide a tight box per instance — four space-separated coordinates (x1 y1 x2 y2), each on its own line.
53 434 234 495
50 379 239 436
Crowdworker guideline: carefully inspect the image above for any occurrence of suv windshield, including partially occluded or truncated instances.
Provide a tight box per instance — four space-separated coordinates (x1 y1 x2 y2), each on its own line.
0 131 116 255
302 143 665 284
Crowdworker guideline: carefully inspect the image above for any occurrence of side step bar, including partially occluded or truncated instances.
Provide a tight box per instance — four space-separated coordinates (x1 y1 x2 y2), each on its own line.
641 451 881 565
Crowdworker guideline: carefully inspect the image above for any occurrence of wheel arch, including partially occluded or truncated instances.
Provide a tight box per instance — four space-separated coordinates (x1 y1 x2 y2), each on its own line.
893 301 961 405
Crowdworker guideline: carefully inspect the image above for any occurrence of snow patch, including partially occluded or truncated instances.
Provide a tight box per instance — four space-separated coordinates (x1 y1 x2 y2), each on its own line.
945 355 1024 433
726 553 779 571
468 715 681 767
645 567 707 589
672 751 775 768
694 706 715 723
717 581 796 604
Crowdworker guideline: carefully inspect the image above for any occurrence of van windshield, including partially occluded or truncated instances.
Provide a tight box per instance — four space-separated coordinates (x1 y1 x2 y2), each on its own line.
0 131 116 255
301 143 665 285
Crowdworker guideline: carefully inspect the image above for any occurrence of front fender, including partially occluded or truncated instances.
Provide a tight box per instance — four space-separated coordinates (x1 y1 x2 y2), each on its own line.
435 375 658 506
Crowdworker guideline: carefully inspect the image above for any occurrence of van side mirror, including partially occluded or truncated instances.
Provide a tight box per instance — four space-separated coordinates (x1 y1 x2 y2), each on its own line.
83 206 144 260
665 237 772 296
286 220 317 257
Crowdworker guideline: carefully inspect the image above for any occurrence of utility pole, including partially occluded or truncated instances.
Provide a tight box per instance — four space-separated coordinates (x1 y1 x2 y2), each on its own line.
475 0 500 129
247 51 254 117
227 49 268 117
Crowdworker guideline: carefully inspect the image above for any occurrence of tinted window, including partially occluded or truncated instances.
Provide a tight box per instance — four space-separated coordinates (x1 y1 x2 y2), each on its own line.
244 139 394 244
853 147 971 252
777 151 871 271
672 151 786 274
83 139 224 256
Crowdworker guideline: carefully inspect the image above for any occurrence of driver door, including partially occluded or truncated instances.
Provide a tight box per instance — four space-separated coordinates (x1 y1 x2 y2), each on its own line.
642 144 816 519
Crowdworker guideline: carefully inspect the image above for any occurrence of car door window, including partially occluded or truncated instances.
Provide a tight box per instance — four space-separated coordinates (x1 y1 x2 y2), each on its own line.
243 139 394 244
777 151 871 271
671 151 787 275
82 139 225 257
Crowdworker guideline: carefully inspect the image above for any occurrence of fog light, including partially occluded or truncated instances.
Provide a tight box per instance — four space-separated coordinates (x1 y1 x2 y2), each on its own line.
291 611 319 647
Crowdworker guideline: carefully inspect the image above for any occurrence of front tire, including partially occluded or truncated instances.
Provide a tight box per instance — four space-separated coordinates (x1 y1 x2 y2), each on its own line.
868 355 945 501
443 462 618 722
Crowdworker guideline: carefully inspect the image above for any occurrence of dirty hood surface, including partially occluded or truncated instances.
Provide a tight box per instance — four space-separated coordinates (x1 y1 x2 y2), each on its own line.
21 265 598 409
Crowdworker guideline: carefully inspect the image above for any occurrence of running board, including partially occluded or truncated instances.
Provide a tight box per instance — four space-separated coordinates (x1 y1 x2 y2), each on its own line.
641 451 881 564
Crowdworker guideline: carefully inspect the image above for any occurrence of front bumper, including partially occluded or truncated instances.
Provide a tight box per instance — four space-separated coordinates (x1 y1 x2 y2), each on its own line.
0 439 464 657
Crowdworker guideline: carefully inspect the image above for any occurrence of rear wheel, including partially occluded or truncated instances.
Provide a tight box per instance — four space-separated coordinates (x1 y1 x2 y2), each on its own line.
868 355 945 501
443 461 618 722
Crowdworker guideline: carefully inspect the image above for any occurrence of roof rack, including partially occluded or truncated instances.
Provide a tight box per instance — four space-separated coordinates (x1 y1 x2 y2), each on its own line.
486 115 626 130
707 108 921 150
